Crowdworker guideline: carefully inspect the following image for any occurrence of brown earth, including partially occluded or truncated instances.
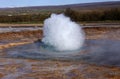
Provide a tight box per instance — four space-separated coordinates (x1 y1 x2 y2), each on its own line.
0 58 119 79
0 23 43 27
0 30 42 41
84 27 120 40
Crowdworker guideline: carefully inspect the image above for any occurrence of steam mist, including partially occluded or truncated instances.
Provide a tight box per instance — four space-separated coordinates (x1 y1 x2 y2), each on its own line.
42 14 84 51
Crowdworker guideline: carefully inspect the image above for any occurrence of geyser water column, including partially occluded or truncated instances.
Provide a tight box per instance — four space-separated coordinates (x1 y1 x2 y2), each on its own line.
42 14 85 51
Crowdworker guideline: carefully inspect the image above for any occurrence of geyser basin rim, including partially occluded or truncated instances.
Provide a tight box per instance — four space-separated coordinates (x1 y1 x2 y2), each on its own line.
34 41 83 56
42 13 85 51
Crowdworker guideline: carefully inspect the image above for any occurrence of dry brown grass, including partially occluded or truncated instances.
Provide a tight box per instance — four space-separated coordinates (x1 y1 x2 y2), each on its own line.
0 23 43 27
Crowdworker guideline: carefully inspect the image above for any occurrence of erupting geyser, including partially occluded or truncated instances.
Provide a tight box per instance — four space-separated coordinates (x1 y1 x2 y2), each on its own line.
42 14 84 51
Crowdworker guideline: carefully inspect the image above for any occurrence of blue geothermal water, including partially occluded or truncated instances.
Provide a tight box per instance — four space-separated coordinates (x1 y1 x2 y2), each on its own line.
4 39 120 67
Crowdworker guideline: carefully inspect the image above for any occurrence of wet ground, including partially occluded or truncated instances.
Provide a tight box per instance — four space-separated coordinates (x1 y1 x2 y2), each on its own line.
0 26 120 79
0 27 42 33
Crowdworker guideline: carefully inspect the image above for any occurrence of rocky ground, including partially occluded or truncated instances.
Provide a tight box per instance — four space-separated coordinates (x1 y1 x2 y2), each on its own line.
0 26 120 79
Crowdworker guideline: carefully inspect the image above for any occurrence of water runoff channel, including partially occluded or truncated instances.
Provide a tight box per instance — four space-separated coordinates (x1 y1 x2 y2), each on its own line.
0 26 42 33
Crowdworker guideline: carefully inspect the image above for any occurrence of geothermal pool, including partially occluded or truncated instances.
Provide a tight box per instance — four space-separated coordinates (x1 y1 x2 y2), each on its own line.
4 39 120 67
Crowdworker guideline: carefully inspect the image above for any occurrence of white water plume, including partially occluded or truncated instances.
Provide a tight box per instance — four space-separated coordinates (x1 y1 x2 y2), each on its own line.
42 13 85 51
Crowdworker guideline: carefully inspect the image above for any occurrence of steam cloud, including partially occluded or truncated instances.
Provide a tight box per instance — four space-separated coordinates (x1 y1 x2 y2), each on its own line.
42 14 84 51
